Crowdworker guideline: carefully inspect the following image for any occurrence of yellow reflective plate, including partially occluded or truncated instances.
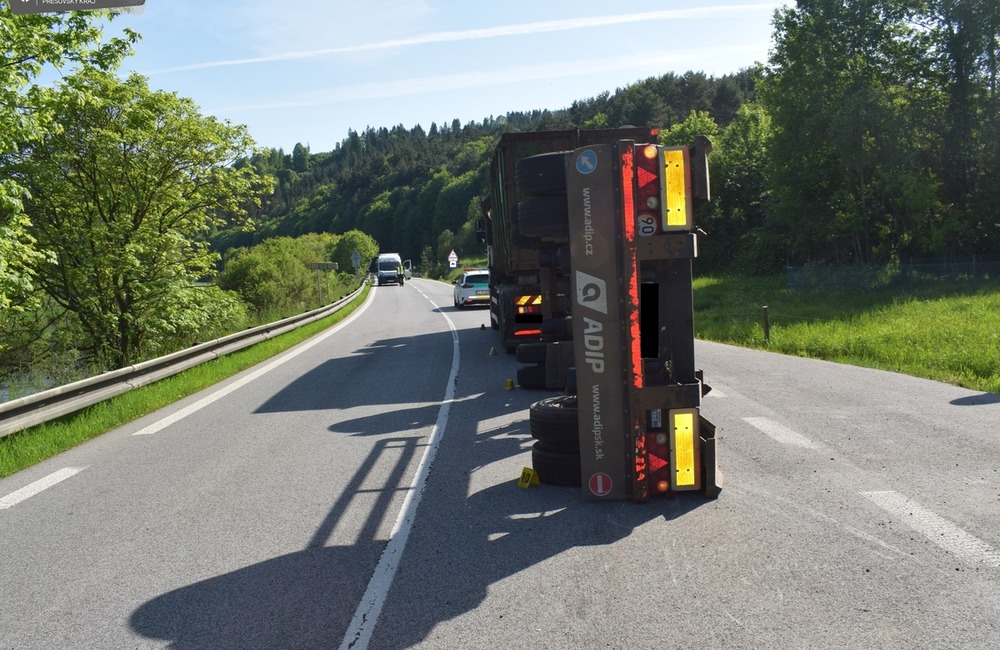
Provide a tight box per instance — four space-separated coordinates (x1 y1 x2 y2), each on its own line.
663 148 690 230
671 409 698 488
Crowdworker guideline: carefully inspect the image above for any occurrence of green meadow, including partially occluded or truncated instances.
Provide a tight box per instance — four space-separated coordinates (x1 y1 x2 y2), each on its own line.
693 275 1000 394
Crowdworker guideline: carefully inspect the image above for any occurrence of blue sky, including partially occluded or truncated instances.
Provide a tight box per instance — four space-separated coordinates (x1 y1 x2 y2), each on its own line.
110 0 783 153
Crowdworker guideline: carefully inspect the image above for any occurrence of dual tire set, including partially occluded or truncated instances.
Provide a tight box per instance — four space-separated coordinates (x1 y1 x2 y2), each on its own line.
528 395 581 487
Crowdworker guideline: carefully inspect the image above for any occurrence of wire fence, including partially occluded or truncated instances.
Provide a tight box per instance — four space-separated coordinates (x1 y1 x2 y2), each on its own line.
786 255 1000 292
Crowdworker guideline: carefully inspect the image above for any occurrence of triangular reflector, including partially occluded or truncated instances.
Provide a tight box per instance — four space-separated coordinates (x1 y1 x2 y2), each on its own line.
649 453 667 473
637 166 658 189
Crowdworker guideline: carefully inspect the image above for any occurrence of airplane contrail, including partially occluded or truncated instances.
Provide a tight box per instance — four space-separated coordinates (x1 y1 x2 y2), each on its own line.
150 4 780 74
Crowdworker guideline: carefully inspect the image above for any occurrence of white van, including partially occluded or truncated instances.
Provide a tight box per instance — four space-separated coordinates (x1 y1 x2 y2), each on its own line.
375 253 410 285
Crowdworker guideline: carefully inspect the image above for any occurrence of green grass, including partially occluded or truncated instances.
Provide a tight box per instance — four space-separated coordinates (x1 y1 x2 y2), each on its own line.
693 275 1000 394
0 285 371 480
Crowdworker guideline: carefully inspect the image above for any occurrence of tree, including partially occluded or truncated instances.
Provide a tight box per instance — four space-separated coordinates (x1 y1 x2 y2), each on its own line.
0 9 136 314
331 229 379 276
217 237 316 314
435 229 456 277
7 69 272 367
760 0 935 264
711 102 778 273
660 110 719 147
927 0 1000 252
582 112 609 129
291 142 311 173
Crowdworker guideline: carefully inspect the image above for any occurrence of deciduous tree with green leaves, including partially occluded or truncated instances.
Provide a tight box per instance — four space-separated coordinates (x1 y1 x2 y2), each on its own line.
5 68 272 367
0 7 136 314
331 229 378 277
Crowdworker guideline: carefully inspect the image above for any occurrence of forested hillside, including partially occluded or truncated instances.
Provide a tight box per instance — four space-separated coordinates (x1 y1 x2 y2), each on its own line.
212 68 754 269
217 1 999 277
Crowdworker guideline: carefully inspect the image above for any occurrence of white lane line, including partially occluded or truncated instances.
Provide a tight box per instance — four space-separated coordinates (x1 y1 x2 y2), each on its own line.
0 467 86 510
861 490 1000 567
743 416 819 449
338 287 460 650
133 289 375 435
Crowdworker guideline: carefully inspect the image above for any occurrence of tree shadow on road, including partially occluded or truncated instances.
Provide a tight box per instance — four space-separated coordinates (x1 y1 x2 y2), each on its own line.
131 329 714 648
129 417 706 649
950 392 1000 406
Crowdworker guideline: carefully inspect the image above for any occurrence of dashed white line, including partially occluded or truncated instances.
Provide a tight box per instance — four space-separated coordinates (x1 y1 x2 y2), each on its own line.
861 490 1000 567
0 467 86 510
338 286 460 650
743 416 819 449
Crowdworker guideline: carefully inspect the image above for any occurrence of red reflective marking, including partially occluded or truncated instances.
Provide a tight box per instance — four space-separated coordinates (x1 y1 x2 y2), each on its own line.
622 148 643 389
634 420 649 499
622 149 635 240
648 452 667 473
633 424 647 479
514 329 542 336
637 166 657 189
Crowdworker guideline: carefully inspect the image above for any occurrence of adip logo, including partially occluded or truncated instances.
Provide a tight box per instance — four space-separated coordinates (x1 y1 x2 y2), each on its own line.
575 150 599 175
575 271 608 315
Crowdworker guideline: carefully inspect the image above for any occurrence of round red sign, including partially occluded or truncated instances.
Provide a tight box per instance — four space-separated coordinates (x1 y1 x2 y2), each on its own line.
589 472 613 497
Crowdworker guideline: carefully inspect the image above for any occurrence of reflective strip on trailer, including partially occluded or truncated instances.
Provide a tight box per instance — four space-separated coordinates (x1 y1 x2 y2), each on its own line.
670 408 700 490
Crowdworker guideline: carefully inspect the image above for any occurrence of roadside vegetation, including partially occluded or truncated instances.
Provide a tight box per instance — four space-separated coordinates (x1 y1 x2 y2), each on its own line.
694 275 1000 394
0 285 369 480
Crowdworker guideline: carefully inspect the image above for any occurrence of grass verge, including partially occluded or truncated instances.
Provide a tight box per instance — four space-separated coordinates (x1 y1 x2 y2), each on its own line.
0 285 370 480
693 275 1000 394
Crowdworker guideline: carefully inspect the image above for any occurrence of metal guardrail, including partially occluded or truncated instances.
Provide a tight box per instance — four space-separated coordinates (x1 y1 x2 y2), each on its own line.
0 285 366 438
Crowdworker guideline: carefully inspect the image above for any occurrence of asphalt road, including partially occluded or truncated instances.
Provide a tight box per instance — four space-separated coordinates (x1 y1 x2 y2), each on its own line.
1 277 998 649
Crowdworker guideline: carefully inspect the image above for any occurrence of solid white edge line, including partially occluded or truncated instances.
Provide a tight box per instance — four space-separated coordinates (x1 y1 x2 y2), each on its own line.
0 467 86 510
132 289 376 436
861 490 1000 567
338 286 460 650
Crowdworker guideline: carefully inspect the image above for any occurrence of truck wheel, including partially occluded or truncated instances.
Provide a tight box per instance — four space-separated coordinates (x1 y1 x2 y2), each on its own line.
516 152 568 198
531 442 581 487
515 342 547 364
517 196 569 239
529 395 579 451
563 366 577 396
516 364 546 390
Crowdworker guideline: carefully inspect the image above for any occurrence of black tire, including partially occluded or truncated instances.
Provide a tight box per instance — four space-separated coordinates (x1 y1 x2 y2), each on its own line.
563 367 577 396
529 395 579 450
517 196 569 239
515 342 547 365
516 364 546 390
516 152 569 198
531 442 581 487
